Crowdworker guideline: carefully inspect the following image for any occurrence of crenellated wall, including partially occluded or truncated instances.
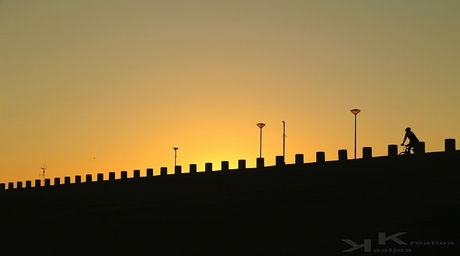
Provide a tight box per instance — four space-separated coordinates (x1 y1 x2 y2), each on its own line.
1 139 457 191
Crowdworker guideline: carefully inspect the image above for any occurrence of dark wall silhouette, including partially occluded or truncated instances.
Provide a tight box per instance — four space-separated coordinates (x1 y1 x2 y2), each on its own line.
0 139 458 255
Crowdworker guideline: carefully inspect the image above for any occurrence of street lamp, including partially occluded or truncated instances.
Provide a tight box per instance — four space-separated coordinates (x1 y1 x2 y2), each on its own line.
350 109 361 159
256 123 266 158
173 147 178 167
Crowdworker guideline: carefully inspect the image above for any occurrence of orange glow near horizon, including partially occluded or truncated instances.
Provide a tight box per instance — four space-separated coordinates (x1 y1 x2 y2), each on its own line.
1 1 459 184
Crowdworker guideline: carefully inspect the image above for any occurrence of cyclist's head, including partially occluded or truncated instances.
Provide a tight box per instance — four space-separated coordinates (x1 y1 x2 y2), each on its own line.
405 127 411 132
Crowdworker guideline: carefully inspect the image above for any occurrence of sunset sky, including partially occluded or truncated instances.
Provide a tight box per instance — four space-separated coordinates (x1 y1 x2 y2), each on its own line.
1 0 459 184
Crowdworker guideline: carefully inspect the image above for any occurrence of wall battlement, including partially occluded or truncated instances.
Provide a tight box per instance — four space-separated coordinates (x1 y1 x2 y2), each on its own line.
1 138 459 255
1 138 457 192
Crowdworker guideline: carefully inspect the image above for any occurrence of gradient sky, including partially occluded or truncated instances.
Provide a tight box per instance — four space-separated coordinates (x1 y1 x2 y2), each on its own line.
1 0 459 184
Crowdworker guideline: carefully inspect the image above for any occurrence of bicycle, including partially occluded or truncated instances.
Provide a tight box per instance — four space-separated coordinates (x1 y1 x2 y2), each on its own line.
399 144 413 155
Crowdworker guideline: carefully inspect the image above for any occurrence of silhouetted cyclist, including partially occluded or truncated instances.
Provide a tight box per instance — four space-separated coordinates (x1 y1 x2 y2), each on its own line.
401 127 419 154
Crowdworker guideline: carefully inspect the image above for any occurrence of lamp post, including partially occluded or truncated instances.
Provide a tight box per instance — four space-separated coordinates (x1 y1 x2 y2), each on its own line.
256 123 266 158
173 147 178 167
350 109 361 159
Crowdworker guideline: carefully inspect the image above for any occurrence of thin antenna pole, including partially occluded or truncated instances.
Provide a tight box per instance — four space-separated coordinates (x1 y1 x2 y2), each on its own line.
40 162 46 182
282 121 286 159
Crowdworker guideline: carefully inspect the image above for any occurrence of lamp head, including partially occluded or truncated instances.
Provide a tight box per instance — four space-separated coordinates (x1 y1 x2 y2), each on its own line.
257 123 266 128
350 109 361 115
